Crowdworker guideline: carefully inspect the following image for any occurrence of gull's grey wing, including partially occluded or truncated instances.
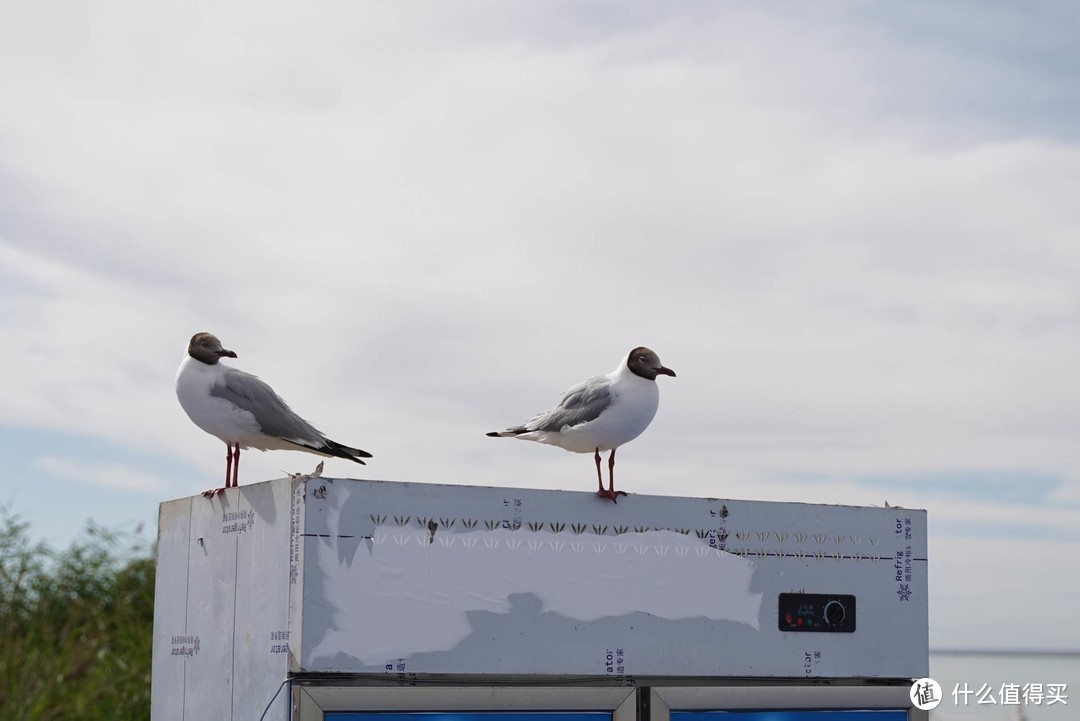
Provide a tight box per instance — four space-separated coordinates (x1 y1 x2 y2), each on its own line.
211 369 325 444
523 375 614 432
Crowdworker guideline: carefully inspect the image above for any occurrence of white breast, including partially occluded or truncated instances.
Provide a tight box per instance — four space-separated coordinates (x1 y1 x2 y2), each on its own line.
552 372 660 453
175 355 262 445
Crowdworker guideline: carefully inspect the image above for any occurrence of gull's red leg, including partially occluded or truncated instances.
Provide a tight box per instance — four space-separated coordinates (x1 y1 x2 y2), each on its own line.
608 447 615 489
221 444 235 494
597 448 627 503
232 443 240 488
204 443 232 497
594 448 604 493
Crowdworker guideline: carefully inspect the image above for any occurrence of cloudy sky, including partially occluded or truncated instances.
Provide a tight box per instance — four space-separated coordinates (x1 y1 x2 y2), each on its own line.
2 1 1078 653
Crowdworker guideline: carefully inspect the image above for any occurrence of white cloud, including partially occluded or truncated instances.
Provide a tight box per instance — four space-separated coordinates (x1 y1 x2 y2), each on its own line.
930 535 1080 648
2 4 1079 485
35 456 167 493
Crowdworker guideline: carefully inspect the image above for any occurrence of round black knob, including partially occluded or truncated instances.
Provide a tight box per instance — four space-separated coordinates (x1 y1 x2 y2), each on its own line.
824 600 846 625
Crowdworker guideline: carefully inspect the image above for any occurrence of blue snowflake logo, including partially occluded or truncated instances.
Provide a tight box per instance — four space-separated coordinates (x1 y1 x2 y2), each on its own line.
897 584 912 601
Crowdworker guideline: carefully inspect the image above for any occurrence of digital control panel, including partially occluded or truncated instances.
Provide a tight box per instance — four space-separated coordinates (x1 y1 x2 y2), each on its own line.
778 593 856 633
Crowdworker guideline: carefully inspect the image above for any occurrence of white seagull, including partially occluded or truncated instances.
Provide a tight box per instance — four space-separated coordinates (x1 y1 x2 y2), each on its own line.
176 332 372 495
487 347 675 502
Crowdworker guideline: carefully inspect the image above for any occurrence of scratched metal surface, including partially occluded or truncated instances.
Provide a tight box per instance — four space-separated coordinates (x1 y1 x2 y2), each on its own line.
297 478 928 679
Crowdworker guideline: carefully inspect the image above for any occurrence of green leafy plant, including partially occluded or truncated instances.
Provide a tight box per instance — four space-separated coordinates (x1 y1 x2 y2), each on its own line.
0 508 154 720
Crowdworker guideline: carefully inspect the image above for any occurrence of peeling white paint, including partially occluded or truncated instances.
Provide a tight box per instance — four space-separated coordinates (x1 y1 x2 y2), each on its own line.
305 524 762 666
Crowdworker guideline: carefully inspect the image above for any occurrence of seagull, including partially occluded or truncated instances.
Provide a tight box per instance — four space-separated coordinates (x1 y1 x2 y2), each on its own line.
176 332 372 495
487 347 675 502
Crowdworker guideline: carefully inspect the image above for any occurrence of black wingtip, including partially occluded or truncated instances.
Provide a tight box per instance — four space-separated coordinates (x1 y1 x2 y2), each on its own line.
335 445 372 463
302 439 374 464
486 431 500 437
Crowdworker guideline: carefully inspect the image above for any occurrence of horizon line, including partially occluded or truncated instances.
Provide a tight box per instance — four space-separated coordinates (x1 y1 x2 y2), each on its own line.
931 648 1080 658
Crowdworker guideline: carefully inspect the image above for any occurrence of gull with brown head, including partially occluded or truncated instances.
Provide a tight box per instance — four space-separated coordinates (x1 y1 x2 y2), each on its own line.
487 347 675 502
175 332 372 496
